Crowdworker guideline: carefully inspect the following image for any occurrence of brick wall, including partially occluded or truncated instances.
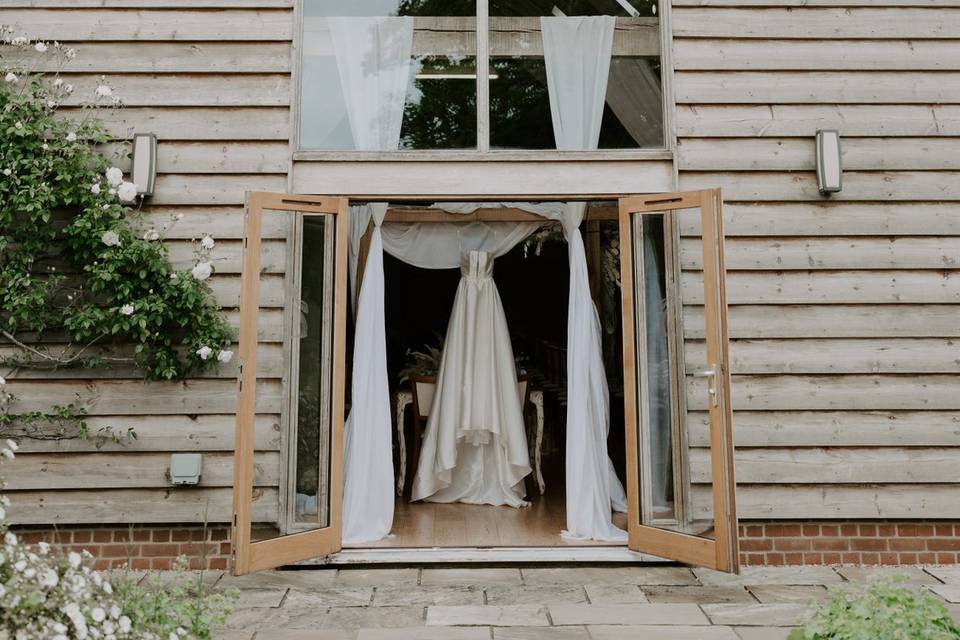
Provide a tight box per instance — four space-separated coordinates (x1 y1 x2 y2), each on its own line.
14 521 960 569
740 522 960 566
13 524 233 571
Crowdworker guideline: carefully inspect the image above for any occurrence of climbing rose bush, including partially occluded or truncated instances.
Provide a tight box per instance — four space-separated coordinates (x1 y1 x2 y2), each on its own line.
0 29 233 380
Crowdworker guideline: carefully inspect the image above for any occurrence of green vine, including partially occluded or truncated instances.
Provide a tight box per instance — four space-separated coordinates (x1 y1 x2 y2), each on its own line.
0 29 235 441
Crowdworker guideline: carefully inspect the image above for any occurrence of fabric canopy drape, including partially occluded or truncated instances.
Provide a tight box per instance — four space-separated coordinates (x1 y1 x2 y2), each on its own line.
380 221 542 269
542 15 628 542
328 16 414 151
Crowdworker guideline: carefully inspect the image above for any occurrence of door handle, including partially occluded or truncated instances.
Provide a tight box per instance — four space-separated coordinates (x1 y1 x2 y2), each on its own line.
692 365 719 408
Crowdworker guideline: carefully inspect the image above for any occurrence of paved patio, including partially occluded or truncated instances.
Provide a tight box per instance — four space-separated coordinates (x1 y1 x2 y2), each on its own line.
206 565 960 639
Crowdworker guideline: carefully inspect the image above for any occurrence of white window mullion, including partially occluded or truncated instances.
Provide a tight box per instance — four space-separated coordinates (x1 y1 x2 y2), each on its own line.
476 0 490 152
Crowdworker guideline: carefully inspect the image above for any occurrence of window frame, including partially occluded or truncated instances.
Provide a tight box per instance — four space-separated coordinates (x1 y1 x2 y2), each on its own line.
292 0 675 157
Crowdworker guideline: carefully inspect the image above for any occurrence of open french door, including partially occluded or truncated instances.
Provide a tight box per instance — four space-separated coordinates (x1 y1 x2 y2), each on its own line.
232 192 349 575
619 189 739 573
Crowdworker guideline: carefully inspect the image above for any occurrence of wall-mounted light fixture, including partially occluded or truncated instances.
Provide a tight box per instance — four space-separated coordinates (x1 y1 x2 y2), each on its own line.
169 453 202 486
815 129 842 195
131 133 157 197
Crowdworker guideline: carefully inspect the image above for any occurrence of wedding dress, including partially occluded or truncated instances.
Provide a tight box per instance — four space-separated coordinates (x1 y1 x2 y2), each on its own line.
411 250 532 507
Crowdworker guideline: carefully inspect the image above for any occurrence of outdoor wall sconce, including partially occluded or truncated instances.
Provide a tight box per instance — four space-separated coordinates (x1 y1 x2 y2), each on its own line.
169 453 202 486
815 129 842 195
131 133 157 197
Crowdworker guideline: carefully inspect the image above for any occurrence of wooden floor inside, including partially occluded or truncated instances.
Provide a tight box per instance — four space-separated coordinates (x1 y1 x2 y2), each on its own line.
348 484 628 548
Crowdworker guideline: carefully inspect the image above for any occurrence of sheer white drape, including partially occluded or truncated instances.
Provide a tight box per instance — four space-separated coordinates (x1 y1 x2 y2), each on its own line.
381 221 541 269
328 16 413 151
542 15 627 541
343 204 394 544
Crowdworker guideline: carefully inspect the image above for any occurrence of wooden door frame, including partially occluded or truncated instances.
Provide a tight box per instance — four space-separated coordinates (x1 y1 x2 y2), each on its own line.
618 188 738 573
232 192 349 575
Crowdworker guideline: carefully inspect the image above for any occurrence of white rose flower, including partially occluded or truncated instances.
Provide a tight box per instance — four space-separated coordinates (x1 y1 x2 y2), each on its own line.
119 304 134 316
68 551 82 568
42 143 49 150
4 532 16 545
47 100 56 108
14 122 23 130
117 181 138 202
2 169 11 176
40 569 59 587
95 85 112 98
64 83 73 93
142 229 160 241
0 506 4 520
4 72 16 83
91 183 101 195
200 235 215 250
0 375 5 384
66 131 77 142
191 261 212 281
34 41 48 53
92 607 106 622
110 605 121 620
37 541 49 554
217 350 233 364
118 617 131 633
196 346 213 360
6 439 19 451
14 560 26 572
1 449 13 460
11 37 27 46
101 230 120 247
105 167 123 187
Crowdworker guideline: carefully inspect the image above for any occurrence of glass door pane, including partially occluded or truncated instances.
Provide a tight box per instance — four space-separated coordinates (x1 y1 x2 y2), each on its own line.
619 190 738 572
233 193 349 575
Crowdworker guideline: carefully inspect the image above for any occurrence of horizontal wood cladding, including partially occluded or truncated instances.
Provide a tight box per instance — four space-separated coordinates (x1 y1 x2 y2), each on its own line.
4 452 280 490
58 74 290 107
7 488 278 525
692 485 960 519
4 9 293 40
679 171 960 200
673 7 960 38
686 411 960 447
675 39 960 71
8 1 293 6
672 0 960 6
677 105 960 138
675 72 960 104
91 108 290 141
109 142 291 174
677 138 960 171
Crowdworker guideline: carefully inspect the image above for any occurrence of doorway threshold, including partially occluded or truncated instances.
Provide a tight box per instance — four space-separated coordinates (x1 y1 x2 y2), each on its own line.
293 546 670 566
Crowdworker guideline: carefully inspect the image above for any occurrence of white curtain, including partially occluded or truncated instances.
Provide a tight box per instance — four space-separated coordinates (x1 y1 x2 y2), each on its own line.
328 16 413 151
343 204 394 544
542 15 627 541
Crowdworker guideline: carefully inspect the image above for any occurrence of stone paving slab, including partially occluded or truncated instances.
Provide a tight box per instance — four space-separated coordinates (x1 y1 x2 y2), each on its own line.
584 583 649 604
320 606 425 630
696 567 842 587
257 632 355 640
702 603 814 627
926 566 960 584
372 585 483 606
219 569 338 590
232 587 288 608
427 605 549 627
284 587 375 608
421 567 521 586
358 628 488 640
930 584 960 603
485 584 588 605
642 585 755 604
549 603 709 626
522 567 697 586
334 568 419 587
587 625 740 639
494 627 590 640
747 585 830 604
732 627 796 640
837 566 940 585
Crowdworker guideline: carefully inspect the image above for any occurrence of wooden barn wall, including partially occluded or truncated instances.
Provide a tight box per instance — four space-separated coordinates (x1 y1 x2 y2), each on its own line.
1 1 294 525
672 0 960 519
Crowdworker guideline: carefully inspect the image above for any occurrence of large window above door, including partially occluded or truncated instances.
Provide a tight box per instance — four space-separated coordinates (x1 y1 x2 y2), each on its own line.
299 0 664 152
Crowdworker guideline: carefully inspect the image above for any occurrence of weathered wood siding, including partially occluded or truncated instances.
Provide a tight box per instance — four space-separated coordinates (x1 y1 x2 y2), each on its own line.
2 1 293 525
673 0 960 519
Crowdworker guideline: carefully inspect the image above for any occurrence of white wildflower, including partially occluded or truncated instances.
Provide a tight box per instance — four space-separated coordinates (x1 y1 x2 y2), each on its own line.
95 84 112 98
64 83 73 93
54 78 64 87
66 48 77 59
101 230 120 247
191 261 212 281
196 346 213 360
142 228 160 241
117 181 138 202
119 304 134 316
200 235 215 250
105 167 123 187
91 183 101 195
4 72 16 83
68 551 82 568
34 41 47 53
66 131 77 142
217 349 233 364
42 143 49 150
